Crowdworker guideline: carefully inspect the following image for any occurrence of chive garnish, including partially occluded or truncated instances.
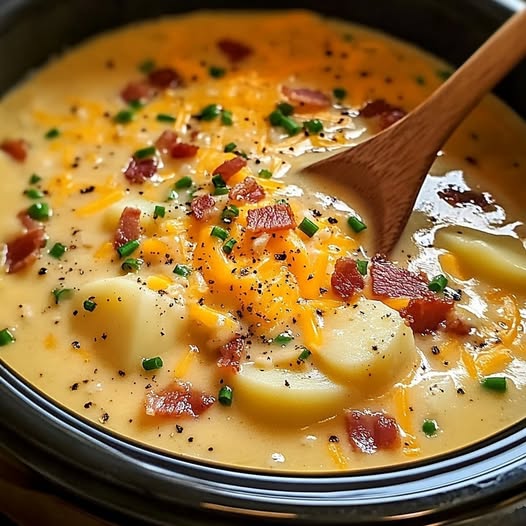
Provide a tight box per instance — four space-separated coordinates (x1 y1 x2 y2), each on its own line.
142 356 163 371
153 205 165 219
221 204 239 222
422 419 438 436
224 142 237 153
303 119 323 134
297 347 312 362
356 259 368 276
134 146 157 159
29 174 42 185
128 99 144 111
481 376 507 392
52 288 74 304
138 59 156 74
258 169 273 179
280 115 302 136
347 216 367 233
209 65 226 78
121 258 143 272
277 102 294 116
222 238 237 254
174 176 193 189
117 239 140 258
113 110 135 124
173 264 192 277
211 226 229 241
213 186 229 196
0 328 15 347
298 217 319 238
333 87 347 100
274 331 294 345
269 110 284 126
212 174 227 189
156 113 176 123
221 110 233 126
27 202 51 221
49 242 67 259
218 385 233 406
428 274 448 293
45 128 60 140
83 299 97 312
199 104 222 121
24 188 44 199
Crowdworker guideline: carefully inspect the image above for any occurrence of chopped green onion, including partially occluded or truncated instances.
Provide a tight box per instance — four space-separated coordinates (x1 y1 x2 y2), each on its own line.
45 128 60 140
298 217 319 238
121 258 143 272
356 259 369 276
153 205 165 219
49 242 67 259
212 174 227 189
213 186 229 196
117 239 140 258
134 146 157 159
274 331 294 345
211 226 229 241
174 176 193 189
27 202 51 221
297 347 312 362
52 288 74 304
303 119 323 134
209 65 226 78
224 142 237 153
128 99 144 111
258 169 273 179
218 385 233 406
166 189 178 201
29 173 42 185
24 188 44 199
221 110 233 126
347 216 367 233
156 113 176 123
333 87 347 100
277 102 294 116
138 58 155 74
83 299 97 312
173 264 192 277
422 419 438 436
428 274 448 293
280 115 302 136
221 204 239 222
0 328 15 347
199 104 222 121
269 110 284 126
142 356 163 371
113 109 135 124
222 238 237 254
481 376 507 392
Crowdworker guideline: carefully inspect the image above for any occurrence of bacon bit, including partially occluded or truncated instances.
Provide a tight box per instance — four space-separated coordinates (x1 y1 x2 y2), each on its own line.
17 210 40 231
171 142 199 159
444 316 472 336
400 296 454 334
345 410 400 454
246 203 297 234
228 177 265 203
123 157 157 184
212 156 247 181
148 67 183 89
145 380 215 418
1 139 28 162
6 228 46 273
331 257 365 300
217 335 244 372
437 185 495 212
217 38 253 62
120 80 154 103
359 99 406 130
282 86 330 108
113 207 141 249
191 194 215 221
370 255 430 299
155 130 179 154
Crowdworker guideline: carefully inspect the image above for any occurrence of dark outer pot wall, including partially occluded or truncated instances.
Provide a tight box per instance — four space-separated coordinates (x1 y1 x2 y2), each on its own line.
1 1 526 525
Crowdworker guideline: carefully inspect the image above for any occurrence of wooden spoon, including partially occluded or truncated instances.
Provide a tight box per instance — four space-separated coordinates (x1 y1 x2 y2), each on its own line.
303 8 526 255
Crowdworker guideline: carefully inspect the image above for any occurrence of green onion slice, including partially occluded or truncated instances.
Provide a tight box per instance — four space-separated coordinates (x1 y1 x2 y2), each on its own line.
83 299 97 312
24 188 44 199
428 274 448 293
209 66 226 78
45 128 60 139
113 110 135 124
29 174 42 185
224 142 237 153
138 59 156 74
269 110 284 126
142 356 163 371
221 205 239 222
277 102 294 116
52 288 74 304
222 238 237 254
274 331 294 345
258 169 273 179
49 242 67 259
280 115 302 136
117 239 140 258
303 119 324 134
174 176 193 189
297 347 312 362
481 376 507 392
0 328 15 347
213 186 229 196
121 258 143 273
347 216 367 233
128 99 144 111
422 419 438 436
199 104 221 121
356 259 368 276
134 146 157 159
153 205 165 219
218 385 234 406
27 202 51 221
173 264 192 277
333 87 347 100
298 217 319 238
221 110 233 126
211 226 229 241
156 113 176 123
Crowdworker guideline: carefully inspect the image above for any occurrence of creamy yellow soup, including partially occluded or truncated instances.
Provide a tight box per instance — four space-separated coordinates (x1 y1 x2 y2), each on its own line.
1 11 526 472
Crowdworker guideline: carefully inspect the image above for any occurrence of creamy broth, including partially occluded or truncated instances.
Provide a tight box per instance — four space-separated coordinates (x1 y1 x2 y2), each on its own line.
1 11 525 472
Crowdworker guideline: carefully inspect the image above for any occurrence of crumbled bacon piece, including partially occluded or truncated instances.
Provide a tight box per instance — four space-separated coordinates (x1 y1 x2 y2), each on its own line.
155 130 179 153
212 156 247 181
345 410 400 454
246 203 297 234
331 257 364 300
1 139 28 162
114 207 141 250
191 194 215 221
228 177 265 203
360 99 406 129
370 255 430 299
121 80 154 103
217 38 253 62
282 86 330 108
148 67 183 89
217 335 244 372
145 380 215 418
437 185 495 212
171 142 199 159
6 228 46 273
400 296 454 334
123 157 157 184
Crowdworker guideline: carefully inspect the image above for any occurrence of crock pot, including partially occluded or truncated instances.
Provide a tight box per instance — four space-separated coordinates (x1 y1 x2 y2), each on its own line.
1 1 525 524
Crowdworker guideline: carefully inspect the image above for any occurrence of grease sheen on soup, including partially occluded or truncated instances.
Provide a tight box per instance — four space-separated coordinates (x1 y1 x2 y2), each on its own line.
1 11 526 472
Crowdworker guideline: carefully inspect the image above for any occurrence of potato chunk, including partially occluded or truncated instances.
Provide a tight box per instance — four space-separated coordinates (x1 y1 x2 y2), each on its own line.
72 276 186 370
317 298 417 394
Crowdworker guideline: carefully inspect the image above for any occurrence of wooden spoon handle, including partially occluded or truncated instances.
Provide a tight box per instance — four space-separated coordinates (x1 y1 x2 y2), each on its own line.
403 8 526 147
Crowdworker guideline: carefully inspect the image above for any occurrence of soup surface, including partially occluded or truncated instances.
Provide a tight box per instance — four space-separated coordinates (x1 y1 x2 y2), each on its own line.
1 11 526 472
